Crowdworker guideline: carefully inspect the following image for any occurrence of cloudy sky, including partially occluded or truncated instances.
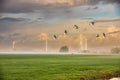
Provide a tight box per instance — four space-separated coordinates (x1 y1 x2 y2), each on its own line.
0 0 120 51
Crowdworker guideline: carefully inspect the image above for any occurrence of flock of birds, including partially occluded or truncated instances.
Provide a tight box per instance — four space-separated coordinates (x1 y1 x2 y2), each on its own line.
53 21 107 40
12 20 119 50
89 21 106 38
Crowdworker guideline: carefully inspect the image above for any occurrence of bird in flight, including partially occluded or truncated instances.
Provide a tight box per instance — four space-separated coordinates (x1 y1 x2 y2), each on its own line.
96 34 99 38
73 25 80 29
96 33 106 38
89 21 95 26
64 30 68 35
53 34 57 40
103 33 106 38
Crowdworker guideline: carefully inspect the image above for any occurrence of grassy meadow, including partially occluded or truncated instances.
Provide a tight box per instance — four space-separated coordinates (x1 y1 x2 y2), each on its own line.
0 54 120 80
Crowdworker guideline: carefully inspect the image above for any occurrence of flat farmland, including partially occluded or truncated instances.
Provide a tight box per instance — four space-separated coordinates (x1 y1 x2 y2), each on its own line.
0 54 120 80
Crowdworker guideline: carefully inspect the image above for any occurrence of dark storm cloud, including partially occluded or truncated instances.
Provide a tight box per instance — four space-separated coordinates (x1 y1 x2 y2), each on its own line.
0 0 120 13
0 18 29 33
88 0 120 5
0 2 36 13
9 33 22 37
0 0 6 8
102 0 120 4
0 17 29 22
86 6 98 10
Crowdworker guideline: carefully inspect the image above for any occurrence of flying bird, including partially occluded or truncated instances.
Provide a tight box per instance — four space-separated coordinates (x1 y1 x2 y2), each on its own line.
53 35 57 40
96 34 99 38
103 33 106 38
73 25 80 29
89 21 95 26
64 30 68 35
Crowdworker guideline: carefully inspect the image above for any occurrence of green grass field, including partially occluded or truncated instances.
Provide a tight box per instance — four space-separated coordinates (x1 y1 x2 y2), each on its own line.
0 54 120 80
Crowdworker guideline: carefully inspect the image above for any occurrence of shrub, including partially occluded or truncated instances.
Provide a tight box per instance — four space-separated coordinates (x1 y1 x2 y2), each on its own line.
111 47 120 53
59 46 69 52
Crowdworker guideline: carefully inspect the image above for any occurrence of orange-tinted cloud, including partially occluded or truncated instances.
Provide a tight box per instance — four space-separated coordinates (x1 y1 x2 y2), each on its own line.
38 33 50 40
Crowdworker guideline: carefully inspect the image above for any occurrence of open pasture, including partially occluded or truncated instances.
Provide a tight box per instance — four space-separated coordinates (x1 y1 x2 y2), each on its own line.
0 54 120 80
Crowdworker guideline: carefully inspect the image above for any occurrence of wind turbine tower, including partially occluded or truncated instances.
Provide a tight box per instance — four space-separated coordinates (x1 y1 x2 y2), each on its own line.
45 39 48 52
85 39 88 50
80 39 83 51
12 41 16 50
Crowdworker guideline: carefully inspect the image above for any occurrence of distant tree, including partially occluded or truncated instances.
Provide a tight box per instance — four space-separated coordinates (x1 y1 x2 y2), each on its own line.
59 46 69 52
111 47 120 53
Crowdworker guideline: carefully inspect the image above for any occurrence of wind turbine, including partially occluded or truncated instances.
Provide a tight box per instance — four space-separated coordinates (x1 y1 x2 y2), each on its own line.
12 41 16 50
73 24 88 53
39 33 49 52
85 39 88 51
80 38 83 51
45 39 48 52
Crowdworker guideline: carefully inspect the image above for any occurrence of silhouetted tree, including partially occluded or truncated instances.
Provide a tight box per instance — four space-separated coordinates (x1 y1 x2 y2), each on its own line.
59 46 69 52
111 47 120 53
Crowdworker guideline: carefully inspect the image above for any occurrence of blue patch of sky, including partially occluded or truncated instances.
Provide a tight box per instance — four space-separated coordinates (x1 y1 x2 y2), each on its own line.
73 3 120 19
85 10 119 18
89 4 120 18
115 4 120 17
